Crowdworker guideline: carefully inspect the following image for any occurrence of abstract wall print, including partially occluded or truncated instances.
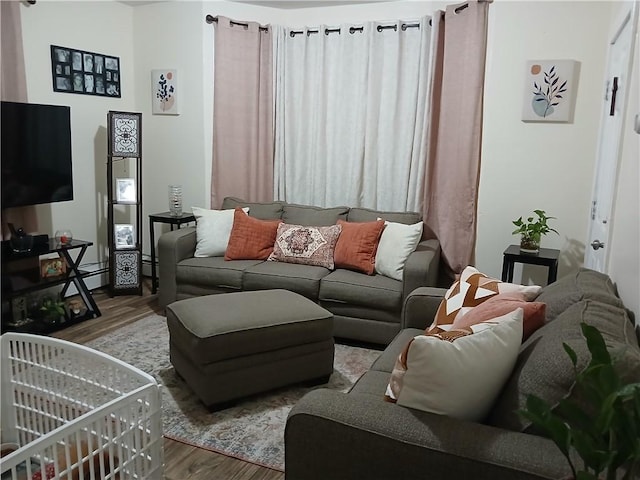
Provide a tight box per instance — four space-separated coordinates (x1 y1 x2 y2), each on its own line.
151 69 179 115
522 60 580 123
51 45 121 98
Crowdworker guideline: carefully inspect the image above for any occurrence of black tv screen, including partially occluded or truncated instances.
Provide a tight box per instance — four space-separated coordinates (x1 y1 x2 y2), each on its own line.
1 101 73 209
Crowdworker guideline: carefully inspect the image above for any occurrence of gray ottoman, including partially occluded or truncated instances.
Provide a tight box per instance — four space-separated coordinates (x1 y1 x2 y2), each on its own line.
166 289 335 408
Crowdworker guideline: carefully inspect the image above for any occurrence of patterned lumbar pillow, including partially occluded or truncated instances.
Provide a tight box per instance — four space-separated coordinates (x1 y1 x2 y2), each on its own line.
428 265 541 332
385 308 523 421
268 223 342 269
193 206 249 257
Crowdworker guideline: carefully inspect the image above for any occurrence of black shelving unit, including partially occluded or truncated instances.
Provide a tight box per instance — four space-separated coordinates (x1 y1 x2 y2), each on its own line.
1 238 101 333
107 111 143 296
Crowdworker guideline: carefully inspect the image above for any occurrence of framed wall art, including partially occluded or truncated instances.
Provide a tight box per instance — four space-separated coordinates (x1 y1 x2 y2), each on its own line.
151 69 179 115
51 45 121 98
522 59 580 123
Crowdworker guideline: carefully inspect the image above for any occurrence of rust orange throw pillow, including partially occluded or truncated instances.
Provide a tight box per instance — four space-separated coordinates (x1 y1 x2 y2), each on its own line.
451 292 546 341
333 219 386 275
224 208 281 260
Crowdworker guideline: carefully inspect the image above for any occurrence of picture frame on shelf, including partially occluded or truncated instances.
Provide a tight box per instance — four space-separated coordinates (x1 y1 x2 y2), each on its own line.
115 224 135 249
40 258 67 279
116 178 136 203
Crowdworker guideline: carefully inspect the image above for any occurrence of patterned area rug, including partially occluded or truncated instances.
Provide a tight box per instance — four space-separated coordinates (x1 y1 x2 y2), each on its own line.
86 315 381 472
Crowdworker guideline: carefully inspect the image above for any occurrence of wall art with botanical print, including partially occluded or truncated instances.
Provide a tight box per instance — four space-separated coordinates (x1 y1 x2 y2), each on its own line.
521 60 580 123
151 69 179 115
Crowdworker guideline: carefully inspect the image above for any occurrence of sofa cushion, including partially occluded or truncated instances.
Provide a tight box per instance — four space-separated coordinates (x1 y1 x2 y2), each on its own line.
430 266 542 330
347 207 421 225
386 309 523 422
221 196 284 220
451 292 546 342
374 221 423 281
224 208 281 261
243 261 331 300
176 257 263 290
282 203 349 226
349 369 394 397
369 328 422 373
535 268 623 323
488 299 640 433
334 220 385 275
319 269 402 312
269 223 342 269
192 206 249 257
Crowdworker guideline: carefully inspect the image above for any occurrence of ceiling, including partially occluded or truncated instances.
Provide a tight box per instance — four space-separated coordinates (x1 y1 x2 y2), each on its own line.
119 0 395 8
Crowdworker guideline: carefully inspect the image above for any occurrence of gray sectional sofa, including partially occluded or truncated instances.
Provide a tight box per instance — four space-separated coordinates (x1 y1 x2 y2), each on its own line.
285 268 640 480
158 197 441 345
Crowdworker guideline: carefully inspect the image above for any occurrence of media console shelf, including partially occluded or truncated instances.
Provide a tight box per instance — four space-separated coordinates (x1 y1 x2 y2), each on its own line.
1 238 101 334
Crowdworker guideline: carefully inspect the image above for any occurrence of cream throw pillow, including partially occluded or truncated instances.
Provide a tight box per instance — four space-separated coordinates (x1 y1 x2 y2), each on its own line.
192 206 249 257
387 308 523 422
374 220 423 281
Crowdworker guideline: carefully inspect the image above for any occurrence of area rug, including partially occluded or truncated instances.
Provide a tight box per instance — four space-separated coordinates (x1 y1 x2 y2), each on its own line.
86 314 381 472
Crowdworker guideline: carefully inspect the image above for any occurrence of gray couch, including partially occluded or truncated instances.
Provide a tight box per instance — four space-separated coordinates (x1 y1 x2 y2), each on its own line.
158 197 441 345
285 268 640 480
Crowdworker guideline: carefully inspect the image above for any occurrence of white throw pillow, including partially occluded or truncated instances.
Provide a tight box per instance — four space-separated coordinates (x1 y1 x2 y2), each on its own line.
374 220 423 281
192 206 249 257
388 308 523 422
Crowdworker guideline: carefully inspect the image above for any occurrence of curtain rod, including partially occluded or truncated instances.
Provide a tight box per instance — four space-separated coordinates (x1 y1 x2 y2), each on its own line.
289 21 425 38
206 15 269 32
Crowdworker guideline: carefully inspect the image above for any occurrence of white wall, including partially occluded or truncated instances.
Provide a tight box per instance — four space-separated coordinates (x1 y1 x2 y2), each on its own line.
21 0 136 269
19 1 637 321
607 2 640 322
476 1 612 285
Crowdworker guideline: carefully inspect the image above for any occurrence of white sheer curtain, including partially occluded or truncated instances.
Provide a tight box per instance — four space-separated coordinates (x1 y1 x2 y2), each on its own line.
273 18 433 211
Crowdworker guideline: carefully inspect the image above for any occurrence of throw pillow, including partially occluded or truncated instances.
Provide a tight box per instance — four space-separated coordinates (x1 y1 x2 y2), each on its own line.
451 292 546 341
385 308 523 422
224 208 281 261
269 223 342 269
192 206 249 258
333 219 386 275
374 220 423 281
429 265 542 330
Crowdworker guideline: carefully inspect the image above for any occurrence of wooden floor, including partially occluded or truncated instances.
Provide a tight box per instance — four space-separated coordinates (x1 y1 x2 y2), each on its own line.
52 280 285 480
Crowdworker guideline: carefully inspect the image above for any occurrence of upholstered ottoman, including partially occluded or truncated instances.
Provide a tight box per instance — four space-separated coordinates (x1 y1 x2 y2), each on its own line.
166 289 335 408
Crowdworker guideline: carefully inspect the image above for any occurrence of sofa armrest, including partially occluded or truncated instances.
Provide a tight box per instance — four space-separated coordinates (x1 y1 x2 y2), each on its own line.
402 239 440 299
401 286 448 330
285 389 571 480
158 226 196 308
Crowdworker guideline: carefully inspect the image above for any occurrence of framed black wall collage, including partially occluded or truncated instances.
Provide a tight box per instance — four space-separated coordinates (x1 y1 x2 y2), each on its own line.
50 45 121 98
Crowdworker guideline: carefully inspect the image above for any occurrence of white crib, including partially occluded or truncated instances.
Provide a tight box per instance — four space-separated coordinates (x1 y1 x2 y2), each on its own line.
0 333 163 480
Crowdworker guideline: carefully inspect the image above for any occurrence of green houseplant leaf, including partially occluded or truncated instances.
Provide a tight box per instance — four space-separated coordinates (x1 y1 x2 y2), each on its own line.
519 323 640 479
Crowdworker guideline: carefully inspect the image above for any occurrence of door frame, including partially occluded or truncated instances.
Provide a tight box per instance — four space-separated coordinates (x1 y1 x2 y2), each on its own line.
585 1 638 272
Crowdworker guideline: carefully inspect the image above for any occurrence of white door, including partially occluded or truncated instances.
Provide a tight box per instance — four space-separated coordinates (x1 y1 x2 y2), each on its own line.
585 4 638 272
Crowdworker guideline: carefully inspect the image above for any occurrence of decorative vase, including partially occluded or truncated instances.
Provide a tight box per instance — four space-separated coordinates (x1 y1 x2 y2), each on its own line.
54 229 73 245
520 233 540 254
168 185 183 216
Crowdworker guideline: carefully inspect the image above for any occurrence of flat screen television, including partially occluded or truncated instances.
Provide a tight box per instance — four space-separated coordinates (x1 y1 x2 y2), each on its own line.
1 101 73 209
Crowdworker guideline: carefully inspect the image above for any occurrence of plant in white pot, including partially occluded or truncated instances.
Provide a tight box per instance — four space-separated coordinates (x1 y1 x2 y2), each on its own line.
512 209 558 253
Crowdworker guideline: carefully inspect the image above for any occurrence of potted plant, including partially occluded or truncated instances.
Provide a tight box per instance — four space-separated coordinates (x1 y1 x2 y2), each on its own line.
39 295 67 325
519 323 640 480
512 209 558 253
